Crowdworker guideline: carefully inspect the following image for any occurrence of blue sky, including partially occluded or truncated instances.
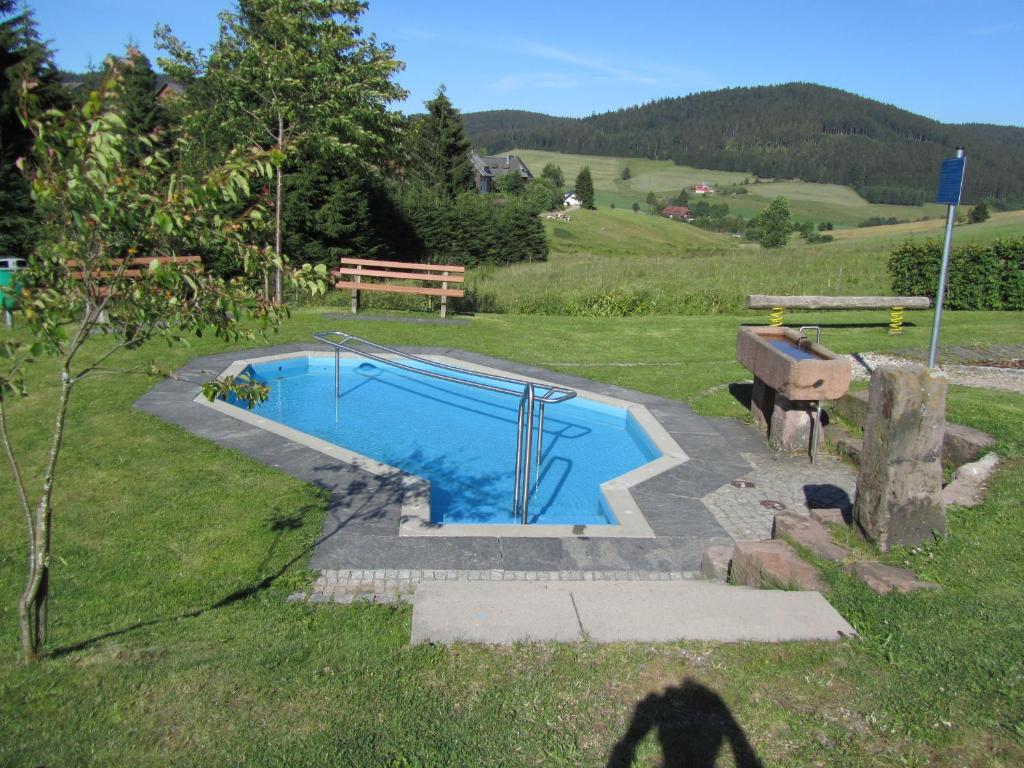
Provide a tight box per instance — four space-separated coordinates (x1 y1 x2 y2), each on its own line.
28 0 1024 126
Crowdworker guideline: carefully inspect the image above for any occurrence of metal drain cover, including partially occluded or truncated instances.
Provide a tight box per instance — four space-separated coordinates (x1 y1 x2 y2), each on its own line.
760 500 786 510
731 479 756 488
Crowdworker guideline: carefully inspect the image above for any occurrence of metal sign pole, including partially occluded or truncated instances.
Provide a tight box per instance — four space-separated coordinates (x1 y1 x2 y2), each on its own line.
928 147 966 369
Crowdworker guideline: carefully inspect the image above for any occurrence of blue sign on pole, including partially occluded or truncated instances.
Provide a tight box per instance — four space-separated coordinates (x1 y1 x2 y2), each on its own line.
936 156 966 204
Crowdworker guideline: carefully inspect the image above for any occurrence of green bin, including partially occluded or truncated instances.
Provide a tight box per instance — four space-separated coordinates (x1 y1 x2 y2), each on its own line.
0 257 27 311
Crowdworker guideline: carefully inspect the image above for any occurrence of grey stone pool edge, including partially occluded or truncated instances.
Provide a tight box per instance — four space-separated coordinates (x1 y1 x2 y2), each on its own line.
134 342 767 587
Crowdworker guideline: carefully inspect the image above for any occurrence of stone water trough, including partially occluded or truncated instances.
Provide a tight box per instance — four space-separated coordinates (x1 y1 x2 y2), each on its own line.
736 326 851 454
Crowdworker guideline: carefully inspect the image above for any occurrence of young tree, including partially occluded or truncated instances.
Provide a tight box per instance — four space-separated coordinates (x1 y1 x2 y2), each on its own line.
575 165 595 209
405 85 474 199
540 162 564 189
754 196 793 248
969 202 990 224
156 0 406 303
646 191 659 215
620 166 631 181
2 65 325 662
631 202 640 213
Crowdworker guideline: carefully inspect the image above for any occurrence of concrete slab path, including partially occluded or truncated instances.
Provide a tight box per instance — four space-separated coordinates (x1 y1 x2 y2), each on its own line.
410 581 855 645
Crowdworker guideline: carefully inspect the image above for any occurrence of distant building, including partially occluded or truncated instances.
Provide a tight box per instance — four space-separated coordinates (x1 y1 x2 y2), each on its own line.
693 183 713 195
563 192 581 207
471 152 533 193
156 81 185 100
661 206 693 221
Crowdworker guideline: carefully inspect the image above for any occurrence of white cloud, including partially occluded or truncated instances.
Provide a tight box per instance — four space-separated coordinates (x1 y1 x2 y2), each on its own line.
514 40 661 85
491 72 583 92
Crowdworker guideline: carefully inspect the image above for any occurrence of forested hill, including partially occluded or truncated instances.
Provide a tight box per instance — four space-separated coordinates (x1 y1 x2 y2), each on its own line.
463 83 1024 205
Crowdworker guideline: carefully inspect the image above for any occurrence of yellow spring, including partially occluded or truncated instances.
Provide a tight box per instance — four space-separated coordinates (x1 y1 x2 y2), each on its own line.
889 306 905 335
769 306 784 326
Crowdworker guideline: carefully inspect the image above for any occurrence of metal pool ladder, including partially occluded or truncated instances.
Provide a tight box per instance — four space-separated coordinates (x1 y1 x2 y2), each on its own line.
313 331 577 524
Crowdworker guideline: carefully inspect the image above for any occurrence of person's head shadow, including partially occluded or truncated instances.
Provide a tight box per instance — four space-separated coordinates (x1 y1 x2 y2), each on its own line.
606 679 764 768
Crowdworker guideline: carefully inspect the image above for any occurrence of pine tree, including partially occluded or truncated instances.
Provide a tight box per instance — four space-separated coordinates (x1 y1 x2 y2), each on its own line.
114 45 162 160
0 1 63 257
969 202 990 224
406 85 474 199
575 165 595 209
540 162 564 188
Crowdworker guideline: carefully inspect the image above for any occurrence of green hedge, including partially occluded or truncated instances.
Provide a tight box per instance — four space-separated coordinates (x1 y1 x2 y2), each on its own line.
888 237 1024 310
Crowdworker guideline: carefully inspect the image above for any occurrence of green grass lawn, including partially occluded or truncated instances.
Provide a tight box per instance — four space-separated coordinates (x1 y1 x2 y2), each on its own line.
513 149 952 228
2 308 1023 766
462 206 1024 317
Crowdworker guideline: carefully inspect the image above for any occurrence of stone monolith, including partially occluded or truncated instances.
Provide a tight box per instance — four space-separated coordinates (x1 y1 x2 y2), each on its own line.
853 365 947 550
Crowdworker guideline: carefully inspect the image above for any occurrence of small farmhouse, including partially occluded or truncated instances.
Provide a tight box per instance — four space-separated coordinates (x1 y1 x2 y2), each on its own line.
471 153 534 193
563 192 581 207
694 183 713 194
661 206 692 221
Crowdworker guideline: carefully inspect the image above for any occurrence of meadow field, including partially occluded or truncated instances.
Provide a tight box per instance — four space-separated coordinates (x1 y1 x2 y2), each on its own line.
461 204 1024 317
512 149 951 228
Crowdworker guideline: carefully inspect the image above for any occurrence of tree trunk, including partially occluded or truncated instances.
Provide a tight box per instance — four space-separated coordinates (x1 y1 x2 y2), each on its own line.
17 372 73 661
274 113 284 305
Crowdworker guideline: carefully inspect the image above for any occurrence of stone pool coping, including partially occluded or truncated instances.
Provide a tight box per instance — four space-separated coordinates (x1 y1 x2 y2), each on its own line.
200 350 688 539
135 342 770 574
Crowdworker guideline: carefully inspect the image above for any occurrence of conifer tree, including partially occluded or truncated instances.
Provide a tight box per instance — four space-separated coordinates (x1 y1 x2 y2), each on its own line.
540 162 564 188
406 85 474 199
114 45 162 160
0 1 62 257
575 165 595 209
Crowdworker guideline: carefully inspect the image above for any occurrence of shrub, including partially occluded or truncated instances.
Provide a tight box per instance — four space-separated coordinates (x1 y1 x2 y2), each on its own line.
888 238 1024 310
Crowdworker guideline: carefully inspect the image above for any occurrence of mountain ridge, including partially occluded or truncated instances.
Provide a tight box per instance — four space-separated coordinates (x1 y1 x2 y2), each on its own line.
463 83 1024 204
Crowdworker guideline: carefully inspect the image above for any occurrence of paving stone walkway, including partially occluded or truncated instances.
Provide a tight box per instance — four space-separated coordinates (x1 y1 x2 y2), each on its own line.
136 343 857 607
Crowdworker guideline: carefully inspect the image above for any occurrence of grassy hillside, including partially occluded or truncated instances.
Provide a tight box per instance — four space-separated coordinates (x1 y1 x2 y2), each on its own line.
463 202 1024 317
513 149 948 227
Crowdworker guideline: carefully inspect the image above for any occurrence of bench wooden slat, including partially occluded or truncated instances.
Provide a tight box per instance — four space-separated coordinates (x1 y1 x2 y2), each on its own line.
339 257 465 273
335 280 464 298
746 295 931 310
68 255 202 269
333 267 465 283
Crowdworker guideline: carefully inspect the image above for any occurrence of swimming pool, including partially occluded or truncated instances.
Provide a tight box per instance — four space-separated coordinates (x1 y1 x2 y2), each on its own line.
226 353 662 527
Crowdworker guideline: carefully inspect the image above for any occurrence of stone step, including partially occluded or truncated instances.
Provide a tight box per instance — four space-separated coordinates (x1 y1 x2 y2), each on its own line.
845 561 940 595
730 540 825 592
410 580 856 644
944 424 996 467
772 513 851 562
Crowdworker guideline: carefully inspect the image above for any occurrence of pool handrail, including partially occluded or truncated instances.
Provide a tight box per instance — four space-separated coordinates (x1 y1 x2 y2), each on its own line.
312 331 577 404
313 330 574 524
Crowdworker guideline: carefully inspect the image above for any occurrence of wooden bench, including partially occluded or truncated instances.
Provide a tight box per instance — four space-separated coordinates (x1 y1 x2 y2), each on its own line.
334 257 465 319
68 255 203 294
746 294 931 335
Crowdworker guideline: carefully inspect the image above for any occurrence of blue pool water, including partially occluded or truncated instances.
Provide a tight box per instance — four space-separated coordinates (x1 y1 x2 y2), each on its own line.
231 356 660 525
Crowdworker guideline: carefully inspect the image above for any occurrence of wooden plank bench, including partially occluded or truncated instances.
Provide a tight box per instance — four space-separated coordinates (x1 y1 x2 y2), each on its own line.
334 257 465 319
746 294 931 334
68 255 203 293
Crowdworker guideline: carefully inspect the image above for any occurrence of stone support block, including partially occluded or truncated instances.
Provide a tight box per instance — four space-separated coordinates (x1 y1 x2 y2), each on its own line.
730 540 825 592
854 366 947 551
833 389 869 429
768 392 821 455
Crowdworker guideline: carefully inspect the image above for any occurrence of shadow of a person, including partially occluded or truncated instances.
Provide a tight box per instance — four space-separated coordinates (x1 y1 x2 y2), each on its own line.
606 679 764 768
